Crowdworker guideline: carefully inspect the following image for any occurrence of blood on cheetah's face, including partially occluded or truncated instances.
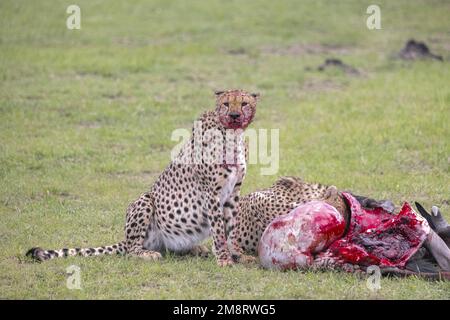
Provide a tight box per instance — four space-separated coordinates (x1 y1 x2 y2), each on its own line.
215 90 259 130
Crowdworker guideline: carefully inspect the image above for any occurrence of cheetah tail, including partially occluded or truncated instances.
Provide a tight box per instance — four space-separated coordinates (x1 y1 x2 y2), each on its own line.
26 241 127 262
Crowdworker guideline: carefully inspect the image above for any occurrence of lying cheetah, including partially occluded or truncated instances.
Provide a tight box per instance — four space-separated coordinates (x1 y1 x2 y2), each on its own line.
236 176 392 253
27 90 259 266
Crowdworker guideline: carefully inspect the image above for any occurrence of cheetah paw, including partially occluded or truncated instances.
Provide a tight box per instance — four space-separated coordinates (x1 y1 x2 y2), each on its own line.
236 254 257 264
189 245 210 258
137 251 162 261
217 257 234 267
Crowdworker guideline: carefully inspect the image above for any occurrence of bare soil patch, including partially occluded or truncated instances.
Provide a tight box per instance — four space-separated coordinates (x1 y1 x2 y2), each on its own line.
261 43 353 56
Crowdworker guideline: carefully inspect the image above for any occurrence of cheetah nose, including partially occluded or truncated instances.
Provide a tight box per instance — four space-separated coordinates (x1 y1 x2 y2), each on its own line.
229 112 240 120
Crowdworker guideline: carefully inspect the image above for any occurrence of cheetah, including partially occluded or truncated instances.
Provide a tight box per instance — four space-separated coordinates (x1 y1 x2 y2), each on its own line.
27 89 259 266
236 176 393 253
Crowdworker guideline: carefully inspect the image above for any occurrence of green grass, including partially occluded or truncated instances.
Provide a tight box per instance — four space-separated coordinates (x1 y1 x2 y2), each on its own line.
1 0 450 299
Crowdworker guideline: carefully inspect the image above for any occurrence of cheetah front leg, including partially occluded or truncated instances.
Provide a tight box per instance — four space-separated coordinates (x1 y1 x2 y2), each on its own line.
207 195 234 266
224 183 257 264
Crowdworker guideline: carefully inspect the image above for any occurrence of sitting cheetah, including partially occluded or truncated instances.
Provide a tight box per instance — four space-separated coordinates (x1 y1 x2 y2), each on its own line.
27 89 259 266
236 176 393 253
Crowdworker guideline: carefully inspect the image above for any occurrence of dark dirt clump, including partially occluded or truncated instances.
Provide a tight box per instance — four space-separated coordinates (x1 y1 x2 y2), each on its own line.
399 39 443 61
227 48 247 55
316 58 360 75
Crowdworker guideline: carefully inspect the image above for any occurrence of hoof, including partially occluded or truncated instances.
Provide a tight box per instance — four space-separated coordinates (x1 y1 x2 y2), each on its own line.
432 206 440 217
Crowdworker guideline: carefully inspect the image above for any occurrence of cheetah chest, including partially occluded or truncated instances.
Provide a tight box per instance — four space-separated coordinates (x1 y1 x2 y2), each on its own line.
219 164 245 208
219 140 246 206
220 169 237 207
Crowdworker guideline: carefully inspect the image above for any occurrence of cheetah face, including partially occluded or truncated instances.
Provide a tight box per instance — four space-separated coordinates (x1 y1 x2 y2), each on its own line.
215 90 259 130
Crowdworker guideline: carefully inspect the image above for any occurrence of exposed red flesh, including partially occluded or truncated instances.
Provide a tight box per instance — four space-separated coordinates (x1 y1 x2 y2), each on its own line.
328 193 430 268
258 193 430 271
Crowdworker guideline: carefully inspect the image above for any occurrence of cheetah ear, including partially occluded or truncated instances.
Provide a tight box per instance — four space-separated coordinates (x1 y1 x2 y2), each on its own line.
251 92 260 99
214 90 225 97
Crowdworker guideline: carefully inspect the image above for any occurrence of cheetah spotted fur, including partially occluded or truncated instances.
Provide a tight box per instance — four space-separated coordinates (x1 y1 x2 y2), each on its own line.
236 176 352 254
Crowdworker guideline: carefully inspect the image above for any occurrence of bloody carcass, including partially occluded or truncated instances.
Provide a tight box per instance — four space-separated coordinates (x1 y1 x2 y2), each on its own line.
259 192 450 279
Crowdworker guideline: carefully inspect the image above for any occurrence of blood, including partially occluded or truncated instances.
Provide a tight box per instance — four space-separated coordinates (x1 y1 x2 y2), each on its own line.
271 219 289 230
327 193 429 268
220 113 254 130
259 193 430 271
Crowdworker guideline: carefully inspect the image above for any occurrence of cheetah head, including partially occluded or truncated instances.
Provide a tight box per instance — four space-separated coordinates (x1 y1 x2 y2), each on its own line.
215 90 259 130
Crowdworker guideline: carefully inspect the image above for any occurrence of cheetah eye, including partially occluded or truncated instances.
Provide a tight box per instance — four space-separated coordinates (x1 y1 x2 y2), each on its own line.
223 102 229 107
241 102 248 107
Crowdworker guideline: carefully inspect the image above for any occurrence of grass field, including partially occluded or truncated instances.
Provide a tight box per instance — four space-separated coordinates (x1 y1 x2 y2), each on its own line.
1 0 449 299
